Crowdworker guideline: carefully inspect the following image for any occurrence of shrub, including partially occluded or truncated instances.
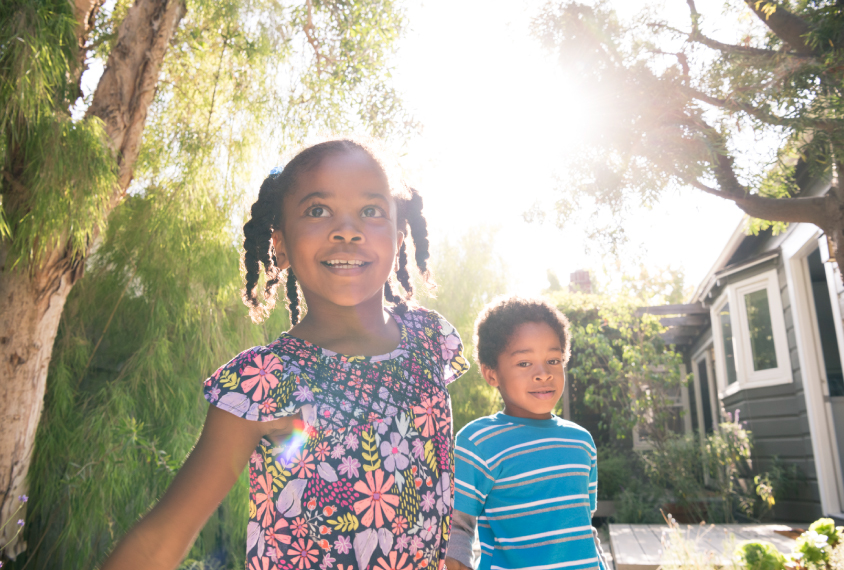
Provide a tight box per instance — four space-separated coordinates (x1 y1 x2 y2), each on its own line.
734 541 786 570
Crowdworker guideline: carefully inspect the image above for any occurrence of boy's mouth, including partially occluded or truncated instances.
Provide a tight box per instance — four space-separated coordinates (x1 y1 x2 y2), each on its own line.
529 389 556 400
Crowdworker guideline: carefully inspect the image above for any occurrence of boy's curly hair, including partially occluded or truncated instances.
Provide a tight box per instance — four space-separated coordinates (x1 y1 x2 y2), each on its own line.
474 296 571 369
242 138 434 324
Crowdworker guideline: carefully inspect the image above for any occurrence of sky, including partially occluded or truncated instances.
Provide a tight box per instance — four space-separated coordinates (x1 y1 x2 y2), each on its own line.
390 0 751 298
79 0 758 300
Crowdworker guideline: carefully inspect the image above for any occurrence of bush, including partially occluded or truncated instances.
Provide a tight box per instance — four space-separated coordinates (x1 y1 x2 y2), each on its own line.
614 478 666 523
734 541 786 570
597 447 638 500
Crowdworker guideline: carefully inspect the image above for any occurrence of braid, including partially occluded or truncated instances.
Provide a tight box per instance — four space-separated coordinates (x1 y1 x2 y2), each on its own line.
384 280 402 304
400 187 435 291
395 242 413 298
242 176 284 322
285 269 301 326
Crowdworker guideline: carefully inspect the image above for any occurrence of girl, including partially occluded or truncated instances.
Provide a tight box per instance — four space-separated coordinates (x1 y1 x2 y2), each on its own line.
102 139 468 570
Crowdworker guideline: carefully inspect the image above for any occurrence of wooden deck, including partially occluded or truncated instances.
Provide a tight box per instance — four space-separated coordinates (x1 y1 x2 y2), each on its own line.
608 524 797 570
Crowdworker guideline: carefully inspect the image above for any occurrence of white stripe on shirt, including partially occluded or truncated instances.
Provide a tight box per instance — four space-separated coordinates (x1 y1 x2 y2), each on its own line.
483 494 590 513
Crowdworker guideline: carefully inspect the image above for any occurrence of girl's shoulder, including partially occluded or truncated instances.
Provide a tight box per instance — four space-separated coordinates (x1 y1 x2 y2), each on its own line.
400 306 469 384
202 338 315 422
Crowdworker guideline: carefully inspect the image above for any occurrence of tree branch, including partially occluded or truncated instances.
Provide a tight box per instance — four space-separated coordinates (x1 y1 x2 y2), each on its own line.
686 177 832 223
743 0 817 57
680 85 793 126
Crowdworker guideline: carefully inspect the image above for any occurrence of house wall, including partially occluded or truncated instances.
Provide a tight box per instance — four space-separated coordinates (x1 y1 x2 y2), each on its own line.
714 261 822 521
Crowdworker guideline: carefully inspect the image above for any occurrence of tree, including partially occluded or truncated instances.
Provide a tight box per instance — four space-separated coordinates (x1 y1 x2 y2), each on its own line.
0 0 410 561
419 227 508 432
532 0 844 274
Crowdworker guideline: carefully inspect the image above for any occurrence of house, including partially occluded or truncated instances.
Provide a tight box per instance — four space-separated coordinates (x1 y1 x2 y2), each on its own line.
654 216 844 521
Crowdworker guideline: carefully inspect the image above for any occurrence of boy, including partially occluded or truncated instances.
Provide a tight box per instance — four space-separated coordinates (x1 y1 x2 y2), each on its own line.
445 296 607 570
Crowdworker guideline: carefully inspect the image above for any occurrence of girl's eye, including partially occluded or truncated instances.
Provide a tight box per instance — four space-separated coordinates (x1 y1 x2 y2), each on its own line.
306 205 330 218
361 206 384 218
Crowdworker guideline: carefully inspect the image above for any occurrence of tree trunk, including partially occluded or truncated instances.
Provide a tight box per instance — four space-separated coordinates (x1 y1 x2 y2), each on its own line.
0 247 76 559
0 0 185 558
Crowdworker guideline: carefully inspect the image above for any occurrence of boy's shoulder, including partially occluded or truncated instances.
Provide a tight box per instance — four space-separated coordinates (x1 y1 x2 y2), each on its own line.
456 414 596 449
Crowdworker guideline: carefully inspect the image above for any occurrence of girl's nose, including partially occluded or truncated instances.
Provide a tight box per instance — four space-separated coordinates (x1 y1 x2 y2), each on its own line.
329 215 364 243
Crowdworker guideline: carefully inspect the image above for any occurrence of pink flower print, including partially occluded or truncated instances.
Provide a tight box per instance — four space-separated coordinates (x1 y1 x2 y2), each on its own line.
259 399 278 415
253 472 275 527
249 556 273 570
379 432 410 472
375 552 413 570
314 441 330 461
241 354 282 401
353 469 399 527
391 515 408 534
409 535 423 555
320 552 336 570
265 518 292 550
344 432 359 450
287 538 319 569
293 383 314 402
338 456 360 478
411 439 425 460
395 534 410 551
330 444 346 459
420 491 435 511
441 333 460 363
292 450 315 478
291 517 308 537
412 396 441 437
250 451 263 468
334 535 351 554
208 386 221 402
419 517 437 541
436 474 451 516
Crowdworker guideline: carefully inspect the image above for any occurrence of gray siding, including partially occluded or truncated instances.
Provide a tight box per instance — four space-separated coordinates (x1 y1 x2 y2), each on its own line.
720 261 822 522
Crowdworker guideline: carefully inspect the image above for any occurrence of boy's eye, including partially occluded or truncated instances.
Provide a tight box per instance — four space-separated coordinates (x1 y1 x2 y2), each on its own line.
517 362 532 368
548 359 561 365
361 206 384 218
306 205 330 218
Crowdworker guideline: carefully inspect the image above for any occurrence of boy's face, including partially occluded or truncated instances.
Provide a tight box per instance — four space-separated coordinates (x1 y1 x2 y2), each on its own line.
481 321 566 420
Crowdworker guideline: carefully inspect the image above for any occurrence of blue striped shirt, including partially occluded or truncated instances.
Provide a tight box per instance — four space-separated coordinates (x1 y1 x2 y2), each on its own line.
453 413 603 570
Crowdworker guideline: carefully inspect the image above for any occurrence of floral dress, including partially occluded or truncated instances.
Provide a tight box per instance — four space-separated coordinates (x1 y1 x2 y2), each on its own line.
203 307 469 570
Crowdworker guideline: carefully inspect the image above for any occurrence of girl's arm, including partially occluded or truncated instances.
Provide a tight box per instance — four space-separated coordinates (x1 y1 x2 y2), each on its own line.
101 406 294 570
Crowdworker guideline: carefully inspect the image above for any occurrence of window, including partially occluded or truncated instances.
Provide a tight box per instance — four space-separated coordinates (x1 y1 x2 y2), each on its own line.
717 302 738 386
632 382 690 451
710 269 792 394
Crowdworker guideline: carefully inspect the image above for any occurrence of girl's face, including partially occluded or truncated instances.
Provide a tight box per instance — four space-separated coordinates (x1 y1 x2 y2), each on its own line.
272 150 404 311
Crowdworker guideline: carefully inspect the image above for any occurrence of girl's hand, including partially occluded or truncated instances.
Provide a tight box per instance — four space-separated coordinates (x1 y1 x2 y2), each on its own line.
445 557 472 570
100 406 294 570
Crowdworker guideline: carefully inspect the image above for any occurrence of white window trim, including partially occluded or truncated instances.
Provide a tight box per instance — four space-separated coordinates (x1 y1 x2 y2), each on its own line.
710 268 792 396
632 379 691 451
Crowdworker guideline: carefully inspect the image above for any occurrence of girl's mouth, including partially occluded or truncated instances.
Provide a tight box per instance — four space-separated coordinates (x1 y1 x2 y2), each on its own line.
322 259 370 269
529 390 556 400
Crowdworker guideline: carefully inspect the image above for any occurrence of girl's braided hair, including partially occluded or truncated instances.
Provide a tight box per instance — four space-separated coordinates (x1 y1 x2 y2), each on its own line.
242 138 434 324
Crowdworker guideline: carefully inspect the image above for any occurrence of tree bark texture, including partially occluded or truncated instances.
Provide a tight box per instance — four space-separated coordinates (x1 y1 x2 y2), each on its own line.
0 0 185 558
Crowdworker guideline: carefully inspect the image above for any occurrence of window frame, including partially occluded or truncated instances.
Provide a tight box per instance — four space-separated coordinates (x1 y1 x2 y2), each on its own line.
710 269 792 396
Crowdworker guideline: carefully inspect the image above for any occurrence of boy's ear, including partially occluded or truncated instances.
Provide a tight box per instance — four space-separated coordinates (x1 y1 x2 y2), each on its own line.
480 364 499 388
271 230 291 271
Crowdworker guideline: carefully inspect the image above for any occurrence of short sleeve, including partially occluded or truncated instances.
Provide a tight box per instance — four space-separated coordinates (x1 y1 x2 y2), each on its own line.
203 346 303 422
429 311 470 385
453 432 494 517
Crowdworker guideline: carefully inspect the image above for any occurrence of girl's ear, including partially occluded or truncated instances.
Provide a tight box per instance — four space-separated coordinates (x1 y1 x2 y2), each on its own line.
396 229 405 252
272 230 290 271
480 364 499 388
